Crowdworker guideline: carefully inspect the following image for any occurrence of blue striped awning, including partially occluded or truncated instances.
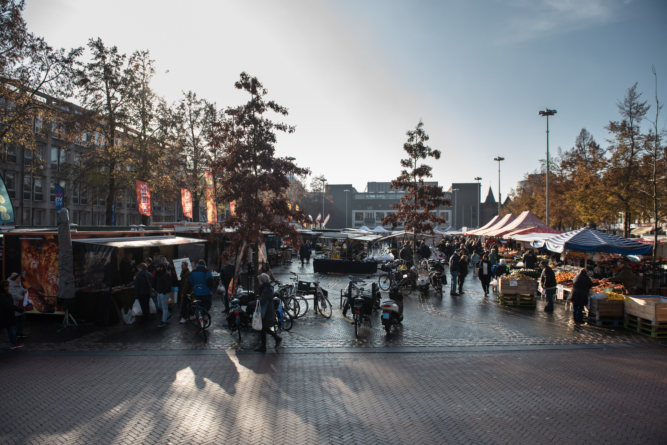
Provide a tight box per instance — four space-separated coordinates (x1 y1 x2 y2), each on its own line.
531 228 653 255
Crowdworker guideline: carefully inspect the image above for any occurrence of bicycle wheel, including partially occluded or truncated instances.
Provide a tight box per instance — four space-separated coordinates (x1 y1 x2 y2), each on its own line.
282 311 293 331
284 297 300 319
354 313 360 338
318 294 332 319
399 280 413 297
199 308 211 329
378 274 391 291
187 305 198 327
295 295 309 317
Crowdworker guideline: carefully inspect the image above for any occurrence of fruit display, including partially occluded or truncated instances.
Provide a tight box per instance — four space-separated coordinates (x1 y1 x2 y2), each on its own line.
555 272 576 284
566 251 586 259
591 283 625 293
512 268 541 279
509 271 537 281
603 291 625 300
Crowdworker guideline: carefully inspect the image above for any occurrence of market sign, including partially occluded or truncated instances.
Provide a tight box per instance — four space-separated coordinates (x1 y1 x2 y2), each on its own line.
136 180 151 217
181 188 193 219
205 171 217 223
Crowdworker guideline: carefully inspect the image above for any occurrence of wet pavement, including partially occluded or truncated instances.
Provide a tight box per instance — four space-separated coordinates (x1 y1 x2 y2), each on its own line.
2 259 664 352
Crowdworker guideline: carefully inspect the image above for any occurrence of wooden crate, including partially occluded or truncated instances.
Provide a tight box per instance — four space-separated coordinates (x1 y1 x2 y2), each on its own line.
498 279 538 296
624 296 667 326
624 315 667 338
498 295 536 307
589 299 624 320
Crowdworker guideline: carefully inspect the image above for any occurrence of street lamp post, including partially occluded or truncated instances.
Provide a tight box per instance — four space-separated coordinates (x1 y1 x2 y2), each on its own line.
452 188 459 229
493 157 504 216
286 156 296 207
344 189 350 229
474 176 482 228
320 177 327 228
538 108 556 227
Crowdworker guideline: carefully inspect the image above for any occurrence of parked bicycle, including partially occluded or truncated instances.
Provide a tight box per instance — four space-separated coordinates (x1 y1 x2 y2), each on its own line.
186 291 212 342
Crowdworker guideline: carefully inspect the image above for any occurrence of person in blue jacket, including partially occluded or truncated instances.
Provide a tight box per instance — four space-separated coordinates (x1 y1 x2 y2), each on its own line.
189 259 214 311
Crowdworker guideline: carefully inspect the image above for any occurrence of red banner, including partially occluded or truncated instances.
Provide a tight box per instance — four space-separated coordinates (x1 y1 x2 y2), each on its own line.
230 201 236 216
181 188 193 219
136 180 151 217
205 171 217 223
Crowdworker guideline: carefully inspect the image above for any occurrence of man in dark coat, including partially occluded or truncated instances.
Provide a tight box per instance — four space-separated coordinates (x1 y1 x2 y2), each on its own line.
254 273 281 352
570 269 594 323
539 260 558 312
134 263 154 322
0 280 24 349
119 252 136 285
449 251 460 296
299 243 308 266
523 250 536 269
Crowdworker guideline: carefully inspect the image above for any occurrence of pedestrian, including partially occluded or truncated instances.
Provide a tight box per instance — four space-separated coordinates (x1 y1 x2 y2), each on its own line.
539 260 558 312
305 241 312 263
489 248 498 266
179 261 193 324
0 280 25 349
155 263 173 328
189 259 214 312
119 252 136 285
134 263 153 322
608 259 636 290
477 254 493 296
458 253 469 294
145 257 156 279
299 242 308 266
449 250 460 296
470 251 480 270
220 257 235 314
418 241 431 262
254 273 282 352
493 259 508 278
261 263 278 283
8 273 27 339
523 249 536 269
570 268 594 323
400 242 413 265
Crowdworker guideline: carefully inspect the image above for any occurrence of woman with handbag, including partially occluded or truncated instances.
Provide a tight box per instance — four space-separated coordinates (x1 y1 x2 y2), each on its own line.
134 263 154 322
254 273 282 352
477 254 493 297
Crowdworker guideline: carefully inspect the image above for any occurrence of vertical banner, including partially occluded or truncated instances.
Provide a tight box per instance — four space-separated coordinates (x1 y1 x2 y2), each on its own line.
205 171 217 223
316 213 322 222
54 184 64 213
322 214 330 227
0 174 15 223
230 200 236 216
181 188 193 219
136 180 152 216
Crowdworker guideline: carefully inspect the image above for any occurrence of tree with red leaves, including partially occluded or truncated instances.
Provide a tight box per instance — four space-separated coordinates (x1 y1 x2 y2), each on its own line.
209 72 310 289
382 121 450 266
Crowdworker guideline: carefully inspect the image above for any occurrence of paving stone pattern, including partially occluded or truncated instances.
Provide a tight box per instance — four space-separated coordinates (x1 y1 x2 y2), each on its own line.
2 261 664 352
1 348 666 444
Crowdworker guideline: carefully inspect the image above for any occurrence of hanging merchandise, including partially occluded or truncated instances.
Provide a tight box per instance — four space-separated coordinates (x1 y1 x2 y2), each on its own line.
181 188 193 219
136 180 152 217
205 171 217 223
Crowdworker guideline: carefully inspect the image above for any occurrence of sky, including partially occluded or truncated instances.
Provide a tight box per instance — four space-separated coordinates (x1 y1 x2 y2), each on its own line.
24 0 667 200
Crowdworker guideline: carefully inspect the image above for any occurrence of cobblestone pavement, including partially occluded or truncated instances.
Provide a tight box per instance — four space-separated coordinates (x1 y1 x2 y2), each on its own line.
1 347 666 444
2 260 665 352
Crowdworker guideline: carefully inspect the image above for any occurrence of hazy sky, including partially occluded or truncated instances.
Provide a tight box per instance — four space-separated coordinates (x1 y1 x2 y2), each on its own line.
24 0 667 199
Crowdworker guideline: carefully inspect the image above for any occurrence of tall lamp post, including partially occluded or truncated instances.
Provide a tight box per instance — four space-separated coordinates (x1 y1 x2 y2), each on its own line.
538 108 556 227
493 157 504 216
344 189 350 229
452 188 459 230
474 176 482 228
286 156 296 207
320 177 327 228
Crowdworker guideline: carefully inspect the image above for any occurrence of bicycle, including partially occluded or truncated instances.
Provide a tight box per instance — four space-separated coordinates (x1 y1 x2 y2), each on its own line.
313 279 332 319
275 282 301 319
186 292 212 342
273 296 294 333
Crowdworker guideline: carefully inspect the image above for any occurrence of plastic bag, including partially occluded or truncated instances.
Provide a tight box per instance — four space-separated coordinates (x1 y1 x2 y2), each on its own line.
132 299 143 317
490 279 498 287
252 301 263 331
122 307 135 324
149 298 157 314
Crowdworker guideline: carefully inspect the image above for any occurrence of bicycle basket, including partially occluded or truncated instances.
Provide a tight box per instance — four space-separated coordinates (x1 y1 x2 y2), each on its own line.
297 281 313 294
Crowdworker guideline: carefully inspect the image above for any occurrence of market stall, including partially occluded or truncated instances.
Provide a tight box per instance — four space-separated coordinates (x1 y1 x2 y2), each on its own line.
314 232 381 273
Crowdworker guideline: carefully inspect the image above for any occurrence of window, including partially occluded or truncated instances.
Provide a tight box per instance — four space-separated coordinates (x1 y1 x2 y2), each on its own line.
71 211 80 225
80 212 89 225
72 182 79 204
50 180 66 202
4 172 15 198
365 212 374 219
1 142 17 163
33 177 43 201
23 175 31 199
116 194 123 209
51 147 68 171
366 205 373 210
116 213 124 226
376 212 384 219
24 143 44 162
80 184 87 205
128 192 137 209
355 213 363 221
98 212 106 225
22 208 29 225
33 209 43 225
49 210 56 225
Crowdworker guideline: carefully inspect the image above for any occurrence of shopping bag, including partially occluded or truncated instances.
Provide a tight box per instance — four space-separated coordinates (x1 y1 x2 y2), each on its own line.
132 299 143 317
22 290 34 311
490 279 498 287
122 307 135 324
252 301 263 331
149 298 157 314
171 287 179 304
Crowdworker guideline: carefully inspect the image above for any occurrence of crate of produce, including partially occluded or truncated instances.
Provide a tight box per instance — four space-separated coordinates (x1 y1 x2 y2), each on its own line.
624 296 667 326
589 299 624 320
498 278 538 296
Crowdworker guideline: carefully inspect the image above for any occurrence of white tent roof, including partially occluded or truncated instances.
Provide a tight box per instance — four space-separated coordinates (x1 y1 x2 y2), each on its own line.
358 226 371 232
372 225 389 233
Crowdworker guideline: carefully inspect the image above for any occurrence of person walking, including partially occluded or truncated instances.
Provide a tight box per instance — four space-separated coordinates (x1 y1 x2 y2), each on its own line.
189 260 214 312
489 248 498 267
539 260 558 312
134 263 153 322
418 241 431 263
254 273 282 352
299 242 308 266
458 253 469 294
523 249 537 269
8 273 27 339
305 241 312 263
119 252 136 285
570 268 594 323
155 263 173 328
477 254 493 296
449 250 460 296
220 257 235 314
470 251 480 271
179 262 193 324
0 280 24 349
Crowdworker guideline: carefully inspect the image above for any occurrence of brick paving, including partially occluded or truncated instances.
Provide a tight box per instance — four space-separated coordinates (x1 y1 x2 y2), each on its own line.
1 347 666 444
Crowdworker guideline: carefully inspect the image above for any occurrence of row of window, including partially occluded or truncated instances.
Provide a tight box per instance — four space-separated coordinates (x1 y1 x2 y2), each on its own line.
19 208 178 226
353 210 451 222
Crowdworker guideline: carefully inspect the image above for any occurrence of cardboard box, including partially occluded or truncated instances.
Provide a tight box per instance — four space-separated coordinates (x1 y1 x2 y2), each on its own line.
499 279 538 296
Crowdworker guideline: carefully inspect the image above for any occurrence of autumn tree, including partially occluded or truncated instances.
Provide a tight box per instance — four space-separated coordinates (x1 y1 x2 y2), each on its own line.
74 38 141 224
209 73 309 289
382 121 449 265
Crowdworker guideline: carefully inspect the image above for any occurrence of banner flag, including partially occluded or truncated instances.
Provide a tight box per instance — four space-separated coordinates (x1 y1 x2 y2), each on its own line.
0 174 15 223
54 184 64 212
322 214 330 227
230 201 236 216
204 171 217 223
181 188 193 219
316 213 321 222
136 180 152 216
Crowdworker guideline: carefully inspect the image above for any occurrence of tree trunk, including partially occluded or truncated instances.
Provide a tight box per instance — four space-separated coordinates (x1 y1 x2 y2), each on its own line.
106 177 115 225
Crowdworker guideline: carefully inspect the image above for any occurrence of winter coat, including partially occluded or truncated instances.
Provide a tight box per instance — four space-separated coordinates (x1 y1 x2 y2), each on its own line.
119 258 135 285
570 271 594 305
478 260 493 278
257 282 275 327
179 269 193 296
458 258 469 277
400 246 413 262
419 245 431 259
8 280 25 316
189 265 214 296
489 251 498 266
610 265 636 289
523 252 536 269
449 253 460 273
299 244 308 258
220 264 235 286
0 291 23 329
134 269 153 299
540 266 558 290
156 267 173 295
